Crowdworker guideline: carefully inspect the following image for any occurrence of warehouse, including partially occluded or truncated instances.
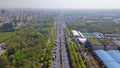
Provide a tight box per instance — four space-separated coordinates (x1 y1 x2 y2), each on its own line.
95 50 120 68
107 50 120 64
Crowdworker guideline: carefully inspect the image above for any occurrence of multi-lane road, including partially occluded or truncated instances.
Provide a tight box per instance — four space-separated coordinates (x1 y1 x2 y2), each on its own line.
51 17 70 68
51 19 61 68
60 20 70 68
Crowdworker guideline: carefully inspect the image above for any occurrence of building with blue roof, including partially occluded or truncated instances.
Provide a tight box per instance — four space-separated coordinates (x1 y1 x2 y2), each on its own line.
107 50 120 64
105 62 120 68
95 50 120 68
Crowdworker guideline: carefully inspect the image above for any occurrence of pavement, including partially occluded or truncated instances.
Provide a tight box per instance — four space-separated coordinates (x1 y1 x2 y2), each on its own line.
51 17 70 68
60 21 70 68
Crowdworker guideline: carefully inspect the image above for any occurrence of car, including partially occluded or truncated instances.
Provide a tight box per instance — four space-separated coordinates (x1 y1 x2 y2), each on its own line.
54 43 58 46
52 57 54 61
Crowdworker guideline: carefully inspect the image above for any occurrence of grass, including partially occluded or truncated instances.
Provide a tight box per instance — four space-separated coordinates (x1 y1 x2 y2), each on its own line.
89 39 102 46
0 32 13 42
83 33 98 38
0 32 13 39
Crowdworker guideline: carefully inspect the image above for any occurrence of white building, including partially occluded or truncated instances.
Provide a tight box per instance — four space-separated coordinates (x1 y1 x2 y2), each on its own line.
78 31 85 38
78 37 87 45
72 30 80 37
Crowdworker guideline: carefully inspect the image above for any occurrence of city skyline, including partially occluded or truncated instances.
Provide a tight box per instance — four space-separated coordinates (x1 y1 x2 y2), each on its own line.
0 0 120 9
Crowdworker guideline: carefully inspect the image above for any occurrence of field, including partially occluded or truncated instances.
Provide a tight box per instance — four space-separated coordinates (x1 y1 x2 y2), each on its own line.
83 33 98 38
89 38 102 46
0 32 14 42
0 32 12 37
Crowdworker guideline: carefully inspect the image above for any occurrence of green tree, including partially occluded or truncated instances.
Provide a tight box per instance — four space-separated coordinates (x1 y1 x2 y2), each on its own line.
0 55 9 68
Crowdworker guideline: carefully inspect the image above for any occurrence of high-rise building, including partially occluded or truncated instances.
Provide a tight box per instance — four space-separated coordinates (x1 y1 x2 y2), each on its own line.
1 9 5 14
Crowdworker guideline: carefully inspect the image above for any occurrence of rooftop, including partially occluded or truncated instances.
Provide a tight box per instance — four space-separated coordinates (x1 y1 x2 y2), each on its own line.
95 50 120 68
72 30 79 36
113 41 120 47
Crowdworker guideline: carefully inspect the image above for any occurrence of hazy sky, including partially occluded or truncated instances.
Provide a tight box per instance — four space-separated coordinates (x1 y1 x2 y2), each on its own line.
0 0 120 9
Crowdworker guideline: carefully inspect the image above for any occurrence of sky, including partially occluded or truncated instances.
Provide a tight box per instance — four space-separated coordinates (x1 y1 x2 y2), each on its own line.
0 0 120 9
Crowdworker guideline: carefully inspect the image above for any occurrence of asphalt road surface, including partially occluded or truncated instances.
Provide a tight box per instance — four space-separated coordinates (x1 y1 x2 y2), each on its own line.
51 17 70 68
51 19 61 68
60 20 70 68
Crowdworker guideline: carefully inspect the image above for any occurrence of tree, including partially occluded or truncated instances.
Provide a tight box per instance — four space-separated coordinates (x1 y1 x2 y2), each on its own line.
7 45 16 56
14 51 26 61
0 55 9 68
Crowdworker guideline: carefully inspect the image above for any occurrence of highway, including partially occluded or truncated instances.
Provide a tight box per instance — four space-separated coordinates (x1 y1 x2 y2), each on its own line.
51 16 70 68
51 19 61 68
60 20 70 68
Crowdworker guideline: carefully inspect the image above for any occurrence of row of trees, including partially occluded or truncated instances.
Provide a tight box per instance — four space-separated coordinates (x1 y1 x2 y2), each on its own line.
65 27 86 68
67 23 120 34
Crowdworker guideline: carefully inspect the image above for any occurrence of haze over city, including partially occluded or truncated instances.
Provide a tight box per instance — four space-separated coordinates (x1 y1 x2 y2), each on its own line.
0 0 120 9
1 0 120 68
